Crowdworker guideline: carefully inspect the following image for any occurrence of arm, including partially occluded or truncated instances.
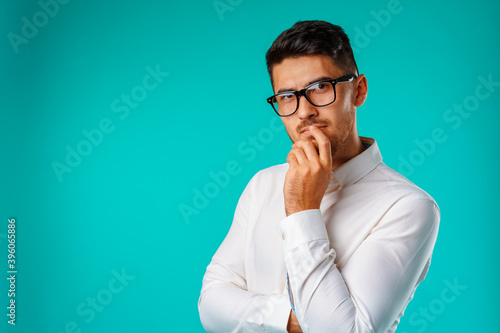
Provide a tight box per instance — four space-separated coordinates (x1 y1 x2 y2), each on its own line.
198 174 292 333
287 310 303 333
282 126 440 332
280 199 440 332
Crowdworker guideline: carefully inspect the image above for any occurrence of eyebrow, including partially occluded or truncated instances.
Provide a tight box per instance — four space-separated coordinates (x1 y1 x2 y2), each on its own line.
277 76 334 94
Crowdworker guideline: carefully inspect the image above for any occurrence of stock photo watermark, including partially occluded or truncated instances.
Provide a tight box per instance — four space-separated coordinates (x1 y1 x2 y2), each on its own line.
398 74 499 176
350 0 404 54
6 218 17 326
7 0 72 54
399 276 467 333
178 116 285 224
238 250 328 330
213 0 243 21
51 64 169 183
49 267 135 333
0 232 7 246
241 294 288 330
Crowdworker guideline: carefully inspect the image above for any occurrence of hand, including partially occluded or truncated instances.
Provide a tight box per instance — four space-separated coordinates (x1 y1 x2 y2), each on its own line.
287 309 303 333
284 126 332 216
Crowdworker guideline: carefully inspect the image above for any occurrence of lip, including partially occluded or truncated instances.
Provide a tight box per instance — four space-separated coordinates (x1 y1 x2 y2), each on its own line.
301 125 326 135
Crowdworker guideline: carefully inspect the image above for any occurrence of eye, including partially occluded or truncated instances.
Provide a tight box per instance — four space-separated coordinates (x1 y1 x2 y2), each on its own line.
309 82 329 91
277 93 295 103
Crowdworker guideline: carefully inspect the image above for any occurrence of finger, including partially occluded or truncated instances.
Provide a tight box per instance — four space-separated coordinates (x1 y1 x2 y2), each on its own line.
290 146 308 165
310 126 332 166
294 140 319 162
286 150 298 166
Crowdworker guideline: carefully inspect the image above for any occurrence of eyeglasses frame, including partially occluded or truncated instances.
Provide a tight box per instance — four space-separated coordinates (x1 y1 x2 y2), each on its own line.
266 74 358 117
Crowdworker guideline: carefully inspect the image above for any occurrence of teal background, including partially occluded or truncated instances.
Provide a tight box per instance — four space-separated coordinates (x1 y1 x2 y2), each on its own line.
1 0 499 332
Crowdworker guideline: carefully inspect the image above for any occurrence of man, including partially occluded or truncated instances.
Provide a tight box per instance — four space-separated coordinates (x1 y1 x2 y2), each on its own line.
198 20 440 333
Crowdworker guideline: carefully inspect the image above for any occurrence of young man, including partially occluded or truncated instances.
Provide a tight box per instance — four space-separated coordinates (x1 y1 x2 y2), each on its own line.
198 20 440 333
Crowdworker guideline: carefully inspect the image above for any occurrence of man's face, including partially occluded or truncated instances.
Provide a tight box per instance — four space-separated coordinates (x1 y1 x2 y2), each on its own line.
271 54 361 158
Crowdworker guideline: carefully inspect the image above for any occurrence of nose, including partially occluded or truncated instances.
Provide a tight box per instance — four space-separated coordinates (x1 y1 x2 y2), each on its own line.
295 94 319 119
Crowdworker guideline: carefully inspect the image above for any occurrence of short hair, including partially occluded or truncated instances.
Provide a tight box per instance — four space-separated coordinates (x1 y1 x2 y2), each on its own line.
265 20 359 87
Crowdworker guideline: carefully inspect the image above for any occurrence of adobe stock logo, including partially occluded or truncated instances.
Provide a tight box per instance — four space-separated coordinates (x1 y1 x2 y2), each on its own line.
49 267 135 333
7 0 71 54
213 0 243 21
351 0 404 54
179 116 285 224
399 277 467 333
51 64 169 183
239 294 288 331
398 74 500 176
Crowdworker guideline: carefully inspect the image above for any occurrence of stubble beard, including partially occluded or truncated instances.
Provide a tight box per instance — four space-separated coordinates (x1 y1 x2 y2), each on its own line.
329 111 355 159
287 111 356 159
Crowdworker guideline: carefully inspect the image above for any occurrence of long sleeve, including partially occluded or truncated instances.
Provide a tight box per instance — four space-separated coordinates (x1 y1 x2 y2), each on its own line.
279 197 440 333
198 174 292 332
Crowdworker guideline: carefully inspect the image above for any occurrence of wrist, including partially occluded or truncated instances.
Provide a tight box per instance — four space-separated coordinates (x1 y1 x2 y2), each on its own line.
286 205 320 217
286 310 303 333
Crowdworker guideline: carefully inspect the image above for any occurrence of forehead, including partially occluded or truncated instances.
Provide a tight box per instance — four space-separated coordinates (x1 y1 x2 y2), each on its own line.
271 54 343 93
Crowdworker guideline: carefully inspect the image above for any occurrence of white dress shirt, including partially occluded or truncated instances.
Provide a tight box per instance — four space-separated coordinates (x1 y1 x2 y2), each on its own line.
198 136 440 333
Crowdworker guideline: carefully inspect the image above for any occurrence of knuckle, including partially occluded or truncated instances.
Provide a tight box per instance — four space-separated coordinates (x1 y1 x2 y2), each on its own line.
303 141 314 149
311 163 321 173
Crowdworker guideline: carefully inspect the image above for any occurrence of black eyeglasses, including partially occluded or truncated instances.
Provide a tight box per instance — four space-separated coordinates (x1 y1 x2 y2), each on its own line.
266 74 357 117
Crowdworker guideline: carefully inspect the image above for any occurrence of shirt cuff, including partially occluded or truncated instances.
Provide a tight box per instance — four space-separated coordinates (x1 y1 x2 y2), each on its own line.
278 209 329 251
262 294 293 333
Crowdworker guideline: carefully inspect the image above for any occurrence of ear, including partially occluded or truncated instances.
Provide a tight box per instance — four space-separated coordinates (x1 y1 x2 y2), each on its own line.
354 74 368 107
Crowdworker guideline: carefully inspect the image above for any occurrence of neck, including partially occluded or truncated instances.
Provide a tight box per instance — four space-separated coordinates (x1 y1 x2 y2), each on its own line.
331 130 366 171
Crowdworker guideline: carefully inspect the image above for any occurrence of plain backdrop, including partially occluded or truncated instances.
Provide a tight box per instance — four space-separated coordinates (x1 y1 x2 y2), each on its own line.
1 0 499 332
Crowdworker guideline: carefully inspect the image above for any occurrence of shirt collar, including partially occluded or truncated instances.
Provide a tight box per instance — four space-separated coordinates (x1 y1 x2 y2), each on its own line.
330 136 382 188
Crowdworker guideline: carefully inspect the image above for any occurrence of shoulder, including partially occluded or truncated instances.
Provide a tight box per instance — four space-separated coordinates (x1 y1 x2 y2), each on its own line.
253 162 289 179
369 162 439 210
243 162 289 195
366 163 441 235
246 162 289 184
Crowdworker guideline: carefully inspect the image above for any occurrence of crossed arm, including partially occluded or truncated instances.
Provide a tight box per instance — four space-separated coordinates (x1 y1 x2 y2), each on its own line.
198 198 439 332
198 127 440 332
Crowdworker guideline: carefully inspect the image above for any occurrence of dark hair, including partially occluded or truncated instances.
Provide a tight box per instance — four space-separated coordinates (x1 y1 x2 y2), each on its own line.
265 20 358 86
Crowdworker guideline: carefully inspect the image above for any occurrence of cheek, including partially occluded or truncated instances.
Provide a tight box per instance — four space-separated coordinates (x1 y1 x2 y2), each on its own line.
282 120 296 134
339 88 354 111
342 97 353 113
280 120 296 142
320 106 342 127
